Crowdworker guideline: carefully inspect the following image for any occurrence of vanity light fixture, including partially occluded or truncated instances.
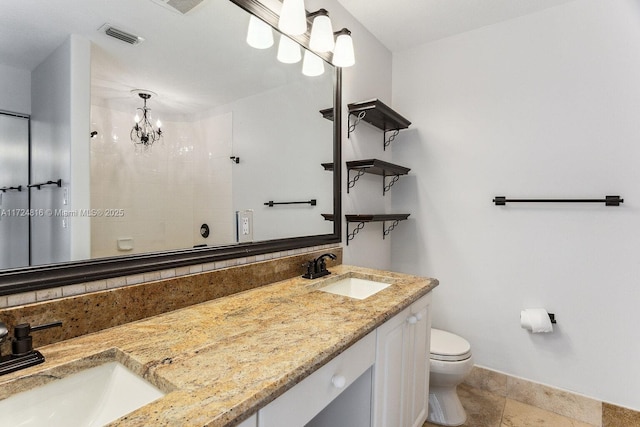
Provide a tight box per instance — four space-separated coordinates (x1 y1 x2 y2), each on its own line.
130 91 162 147
278 0 307 36
246 15 274 49
277 34 301 63
332 28 355 67
308 9 334 53
302 50 325 76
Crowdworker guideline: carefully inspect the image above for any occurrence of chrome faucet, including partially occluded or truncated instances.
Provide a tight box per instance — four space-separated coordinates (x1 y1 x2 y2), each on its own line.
303 253 337 279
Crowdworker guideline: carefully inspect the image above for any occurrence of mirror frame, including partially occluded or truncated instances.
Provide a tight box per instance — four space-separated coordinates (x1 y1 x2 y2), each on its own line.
0 0 342 296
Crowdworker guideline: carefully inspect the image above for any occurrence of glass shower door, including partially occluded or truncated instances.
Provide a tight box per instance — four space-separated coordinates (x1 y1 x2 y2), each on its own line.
0 112 30 269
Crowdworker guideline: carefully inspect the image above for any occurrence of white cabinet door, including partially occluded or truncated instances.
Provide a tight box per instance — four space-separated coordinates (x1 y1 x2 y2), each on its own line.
372 292 432 427
372 305 410 427
406 294 431 427
237 413 257 427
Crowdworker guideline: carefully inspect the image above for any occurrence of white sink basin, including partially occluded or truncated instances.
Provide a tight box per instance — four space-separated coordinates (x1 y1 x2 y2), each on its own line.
0 361 165 427
318 277 391 300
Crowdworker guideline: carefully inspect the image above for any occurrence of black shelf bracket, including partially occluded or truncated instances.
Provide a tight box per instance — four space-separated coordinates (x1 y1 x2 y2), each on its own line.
348 111 367 139
493 195 624 206
383 175 401 196
347 169 366 193
346 221 367 245
383 129 400 151
28 179 62 190
383 220 401 239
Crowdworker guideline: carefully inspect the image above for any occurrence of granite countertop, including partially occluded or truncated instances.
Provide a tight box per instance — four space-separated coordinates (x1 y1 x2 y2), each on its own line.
0 265 438 426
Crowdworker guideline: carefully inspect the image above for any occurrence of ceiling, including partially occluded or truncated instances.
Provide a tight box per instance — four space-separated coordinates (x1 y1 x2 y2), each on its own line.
0 0 301 117
1 0 580 116
335 0 578 52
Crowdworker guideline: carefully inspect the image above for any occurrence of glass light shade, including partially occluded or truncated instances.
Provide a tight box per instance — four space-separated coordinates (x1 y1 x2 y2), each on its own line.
332 32 355 67
302 50 324 77
277 35 302 64
278 0 307 36
309 14 334 53
246 15 274 49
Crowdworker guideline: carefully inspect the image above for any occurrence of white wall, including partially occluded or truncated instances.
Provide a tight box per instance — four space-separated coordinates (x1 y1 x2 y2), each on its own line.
309 0 394 269
230 77 334 242
31 35 91 265
391 0 640 409
0 64 30 114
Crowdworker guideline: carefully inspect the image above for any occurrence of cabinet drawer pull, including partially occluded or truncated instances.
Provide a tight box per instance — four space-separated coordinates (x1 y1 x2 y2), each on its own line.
331 375 346 389
415 313 423 321
407 315 417 325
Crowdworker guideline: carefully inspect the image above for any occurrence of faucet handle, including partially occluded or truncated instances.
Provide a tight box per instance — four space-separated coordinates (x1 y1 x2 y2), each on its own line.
12 321 62 356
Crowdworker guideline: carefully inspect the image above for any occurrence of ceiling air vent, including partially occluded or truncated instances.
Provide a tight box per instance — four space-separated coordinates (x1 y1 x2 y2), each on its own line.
101 25 144 45
149 0 206 15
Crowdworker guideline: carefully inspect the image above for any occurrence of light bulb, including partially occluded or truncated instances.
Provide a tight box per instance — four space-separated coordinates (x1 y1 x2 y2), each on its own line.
309 13 334 53
134 113 141 124
279 0 307 36
332 29 355 67
302 50 324 77
277 35 301 64
156 119 162 128
246 15 274 49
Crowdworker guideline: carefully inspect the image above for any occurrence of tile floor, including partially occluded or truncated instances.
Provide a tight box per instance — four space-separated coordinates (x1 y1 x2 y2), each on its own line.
423 384 596 427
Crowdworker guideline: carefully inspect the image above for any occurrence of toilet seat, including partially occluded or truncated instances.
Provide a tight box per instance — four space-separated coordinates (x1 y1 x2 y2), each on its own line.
430 328 471 362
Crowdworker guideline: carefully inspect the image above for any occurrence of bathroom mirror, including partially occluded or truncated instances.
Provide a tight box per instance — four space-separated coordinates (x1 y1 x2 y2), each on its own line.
0 0 342 295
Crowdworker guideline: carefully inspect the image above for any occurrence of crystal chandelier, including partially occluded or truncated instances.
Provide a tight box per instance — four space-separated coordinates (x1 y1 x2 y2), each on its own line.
130 91 162 147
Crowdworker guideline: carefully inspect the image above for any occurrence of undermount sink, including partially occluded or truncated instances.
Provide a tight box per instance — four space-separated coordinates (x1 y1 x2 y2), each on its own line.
318 276 391 300
0 361 165 427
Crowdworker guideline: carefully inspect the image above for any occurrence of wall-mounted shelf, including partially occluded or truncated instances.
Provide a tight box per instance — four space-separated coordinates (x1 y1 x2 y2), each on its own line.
319 108 334 122
345 214 410 245
347 99 411 150
322 159 410 195
346 159 410 195
323 99 413 246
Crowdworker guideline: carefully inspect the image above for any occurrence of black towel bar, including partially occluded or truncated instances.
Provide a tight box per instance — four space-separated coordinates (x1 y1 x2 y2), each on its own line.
493 195 623 206
264 199 317 207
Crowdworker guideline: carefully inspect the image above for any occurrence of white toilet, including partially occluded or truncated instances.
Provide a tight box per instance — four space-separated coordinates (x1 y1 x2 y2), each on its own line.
427 328 473 426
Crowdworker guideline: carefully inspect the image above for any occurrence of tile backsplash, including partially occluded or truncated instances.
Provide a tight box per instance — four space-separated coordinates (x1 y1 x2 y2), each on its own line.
0 245 341 355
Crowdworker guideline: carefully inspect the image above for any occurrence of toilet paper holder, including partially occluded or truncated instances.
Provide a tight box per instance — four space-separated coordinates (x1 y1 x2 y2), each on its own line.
548 313 557 324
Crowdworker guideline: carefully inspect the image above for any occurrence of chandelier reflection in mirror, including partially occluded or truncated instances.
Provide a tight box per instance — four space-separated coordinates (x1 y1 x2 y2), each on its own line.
130 90 162 148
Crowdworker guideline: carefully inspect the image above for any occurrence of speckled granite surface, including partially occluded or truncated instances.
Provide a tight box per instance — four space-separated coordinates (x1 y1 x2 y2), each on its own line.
0 265 437 426
0 248 342 355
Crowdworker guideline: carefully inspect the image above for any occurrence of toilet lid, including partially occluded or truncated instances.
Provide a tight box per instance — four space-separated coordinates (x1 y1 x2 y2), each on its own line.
430 328 472 362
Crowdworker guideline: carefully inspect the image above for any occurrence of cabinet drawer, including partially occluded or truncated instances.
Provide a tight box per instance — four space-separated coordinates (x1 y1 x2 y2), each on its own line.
259 331 376 427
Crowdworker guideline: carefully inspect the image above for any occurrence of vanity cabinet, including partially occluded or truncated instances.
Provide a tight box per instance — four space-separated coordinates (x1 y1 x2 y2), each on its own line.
372 292 432 427
258 331 376 427
254 292 432 427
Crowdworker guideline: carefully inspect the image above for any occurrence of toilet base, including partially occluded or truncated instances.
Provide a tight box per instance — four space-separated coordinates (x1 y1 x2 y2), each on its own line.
427 385 467 426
